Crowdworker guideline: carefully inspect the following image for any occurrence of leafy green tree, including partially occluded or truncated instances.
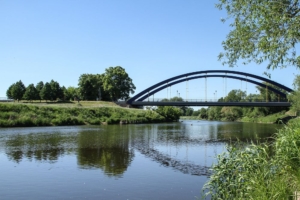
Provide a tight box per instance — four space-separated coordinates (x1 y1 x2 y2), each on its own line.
224 89 246 102
65 86 79 101
78 74 102 100
199 108 208 119
185 107 194 116
23 84 39 101
9 80 26 102
192 109 201 117
207 106 222 120
221 107 243 121
216 0 300 70
35 81 44 101
49 80 63 100
40 82 52 102
6 83 15 99
155 106 181 121
102 66 136 101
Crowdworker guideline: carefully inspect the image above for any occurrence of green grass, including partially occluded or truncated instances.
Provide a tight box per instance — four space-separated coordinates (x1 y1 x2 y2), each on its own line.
240 112 290 123
202 118 300 199
0 101 166 127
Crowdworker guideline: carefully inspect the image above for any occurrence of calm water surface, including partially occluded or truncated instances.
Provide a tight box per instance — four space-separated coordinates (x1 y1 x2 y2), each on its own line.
0 120 282 200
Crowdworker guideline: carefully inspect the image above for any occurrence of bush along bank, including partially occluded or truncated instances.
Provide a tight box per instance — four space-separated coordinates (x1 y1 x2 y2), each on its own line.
202 118 300 199
0 103 168 127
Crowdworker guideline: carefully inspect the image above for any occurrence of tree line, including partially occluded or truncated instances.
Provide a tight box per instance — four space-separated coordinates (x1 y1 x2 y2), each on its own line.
6 66 136 102
195 83 289 121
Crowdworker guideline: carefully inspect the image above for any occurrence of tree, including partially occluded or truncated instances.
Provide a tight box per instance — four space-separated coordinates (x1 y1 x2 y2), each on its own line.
216 0 300 70
65 86 79 101
23 84 38 101
6 83 15 99
102 66 136 101
40 82 52 102
199 108 208 119
155 106 181 121
221 107 243 121
9 80 26 102
49 80 63 100
35 81 44 102
224 89 246 102
78 74 102 100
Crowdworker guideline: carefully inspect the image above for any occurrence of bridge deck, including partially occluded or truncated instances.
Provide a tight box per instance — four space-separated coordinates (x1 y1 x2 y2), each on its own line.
130 101 291 107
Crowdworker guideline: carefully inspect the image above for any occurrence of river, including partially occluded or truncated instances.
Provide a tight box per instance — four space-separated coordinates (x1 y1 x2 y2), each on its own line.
0 120 282 200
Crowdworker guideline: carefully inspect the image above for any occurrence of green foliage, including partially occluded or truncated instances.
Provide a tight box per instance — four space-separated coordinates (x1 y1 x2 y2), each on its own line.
207 107 222 120
35 81 44 101
0 102 169 127
6 84 14 99
78 74 102 100
216 0 300 70
221 106 243 121
40 82 52 101
7 80 26 101
102 66 136 101
204 119 300 199
199 108 208 119
289 75 300 112
49 79 63 100
224 89 246 102
155 106 181 121
23 84 39 101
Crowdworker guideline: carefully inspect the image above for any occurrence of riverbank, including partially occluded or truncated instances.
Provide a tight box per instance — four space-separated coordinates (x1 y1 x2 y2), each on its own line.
203 117 300 199
0 101 167 127
181 111 297 124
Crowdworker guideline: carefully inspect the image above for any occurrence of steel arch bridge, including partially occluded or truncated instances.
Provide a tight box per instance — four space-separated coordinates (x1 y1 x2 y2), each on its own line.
126 70 293 107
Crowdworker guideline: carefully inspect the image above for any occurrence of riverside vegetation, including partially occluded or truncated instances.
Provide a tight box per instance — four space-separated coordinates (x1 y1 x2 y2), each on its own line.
202 117 300 199
0 101 170 127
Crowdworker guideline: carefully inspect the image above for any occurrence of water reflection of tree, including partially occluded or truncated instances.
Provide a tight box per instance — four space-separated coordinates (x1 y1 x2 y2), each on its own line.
77 126 134 178
5 133 74 163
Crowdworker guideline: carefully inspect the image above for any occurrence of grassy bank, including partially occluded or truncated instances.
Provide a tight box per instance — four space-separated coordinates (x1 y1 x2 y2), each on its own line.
239 112 292 124
0 101 167 127
203 118 300 199
181 111 296 124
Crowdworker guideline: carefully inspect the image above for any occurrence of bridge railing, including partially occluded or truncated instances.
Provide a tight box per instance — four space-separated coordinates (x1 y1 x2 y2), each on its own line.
141 98 289 103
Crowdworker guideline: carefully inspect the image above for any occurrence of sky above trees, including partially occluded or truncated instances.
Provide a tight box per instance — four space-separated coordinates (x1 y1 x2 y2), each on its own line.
1 0 299 100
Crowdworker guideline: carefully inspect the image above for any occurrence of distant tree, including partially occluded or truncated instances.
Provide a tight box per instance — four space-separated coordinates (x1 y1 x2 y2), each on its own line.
224 90 246 102
221 107 243 121
9 80 26 102
78 74 103 100
199 108 208 119
216 0 300 70
185 107 194 116
155 106 181 121
23 84 39 101
49 80 63 100
192 109 201 117
102 66 136 101
207 106 222 120
35 81 44 102
6 83 15 99
40 82 51 102
65 86 79 101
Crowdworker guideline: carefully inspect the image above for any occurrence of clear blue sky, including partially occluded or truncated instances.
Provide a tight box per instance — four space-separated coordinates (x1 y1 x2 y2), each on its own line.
1 0 299 100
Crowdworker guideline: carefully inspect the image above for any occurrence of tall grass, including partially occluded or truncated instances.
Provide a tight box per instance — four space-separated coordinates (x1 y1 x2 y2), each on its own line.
203 118 300 199
0 103 166 127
